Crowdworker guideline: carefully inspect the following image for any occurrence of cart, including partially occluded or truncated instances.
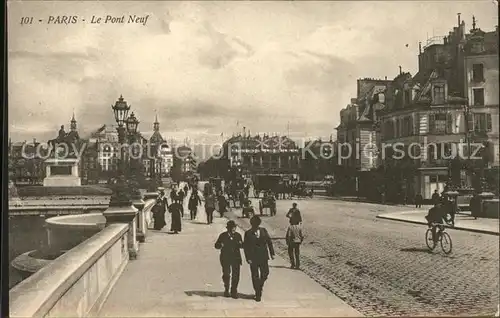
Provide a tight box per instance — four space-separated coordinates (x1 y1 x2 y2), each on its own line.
241 198 255 218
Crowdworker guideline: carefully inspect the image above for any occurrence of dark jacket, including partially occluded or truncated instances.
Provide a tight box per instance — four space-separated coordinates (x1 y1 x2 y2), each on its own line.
426 206 445 224
286 208 302 225
215 231 243 264
243 227 275 263
188 194 201 210
431 193 440 204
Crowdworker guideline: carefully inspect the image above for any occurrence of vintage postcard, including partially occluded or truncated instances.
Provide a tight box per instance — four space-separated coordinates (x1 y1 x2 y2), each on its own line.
7 1 499 317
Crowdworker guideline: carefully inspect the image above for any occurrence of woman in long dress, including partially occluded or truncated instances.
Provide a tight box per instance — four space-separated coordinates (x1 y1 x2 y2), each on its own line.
152 201 166 230
169 201 182 234
194 189 208 224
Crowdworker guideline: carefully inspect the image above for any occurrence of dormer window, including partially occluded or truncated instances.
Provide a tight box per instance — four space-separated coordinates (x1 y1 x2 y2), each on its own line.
433 84 446 105
378 93 385 103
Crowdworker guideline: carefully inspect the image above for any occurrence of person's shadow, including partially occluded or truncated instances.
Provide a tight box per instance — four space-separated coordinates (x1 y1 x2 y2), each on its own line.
185 290 254 299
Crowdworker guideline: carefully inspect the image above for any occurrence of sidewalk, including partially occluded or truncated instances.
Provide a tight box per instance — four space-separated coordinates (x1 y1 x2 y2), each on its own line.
98 212 362 317
377 210 499 235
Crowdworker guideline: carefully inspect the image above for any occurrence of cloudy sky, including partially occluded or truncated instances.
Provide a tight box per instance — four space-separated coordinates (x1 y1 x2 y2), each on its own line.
8 1 498 147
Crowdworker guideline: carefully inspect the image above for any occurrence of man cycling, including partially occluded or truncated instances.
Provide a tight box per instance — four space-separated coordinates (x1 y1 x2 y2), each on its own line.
425 201 450 243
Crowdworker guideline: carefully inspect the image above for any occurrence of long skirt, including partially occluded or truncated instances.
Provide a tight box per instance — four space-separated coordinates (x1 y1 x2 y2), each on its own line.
170 211 182 232
153 210 166 230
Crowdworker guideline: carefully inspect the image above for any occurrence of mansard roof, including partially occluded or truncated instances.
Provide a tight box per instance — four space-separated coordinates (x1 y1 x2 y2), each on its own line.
223 134 298 149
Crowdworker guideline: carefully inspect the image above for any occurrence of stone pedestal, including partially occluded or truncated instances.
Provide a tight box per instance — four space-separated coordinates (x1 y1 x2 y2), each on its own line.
133 199 146 243
478 192 496 217
43 158 81 187
103 205 139 260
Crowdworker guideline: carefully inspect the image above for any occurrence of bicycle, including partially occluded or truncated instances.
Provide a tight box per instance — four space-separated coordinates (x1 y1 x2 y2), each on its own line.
425 222 453 254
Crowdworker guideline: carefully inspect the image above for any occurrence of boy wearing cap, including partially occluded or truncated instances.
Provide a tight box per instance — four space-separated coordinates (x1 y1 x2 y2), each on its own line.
215 220 243 298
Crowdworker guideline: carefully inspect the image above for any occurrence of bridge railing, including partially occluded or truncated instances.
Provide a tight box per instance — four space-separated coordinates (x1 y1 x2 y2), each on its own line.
9 190 162 317
9 223 129 318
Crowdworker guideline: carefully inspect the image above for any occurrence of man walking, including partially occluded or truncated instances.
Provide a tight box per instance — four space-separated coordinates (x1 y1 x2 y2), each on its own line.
286 202 302 225
286 223 304 269
214 220 243 298
205 192 216 224
244 216 275 302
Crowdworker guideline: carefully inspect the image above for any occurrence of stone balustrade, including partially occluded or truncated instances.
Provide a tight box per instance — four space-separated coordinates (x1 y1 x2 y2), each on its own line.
9 191 161 317
9 223 129 317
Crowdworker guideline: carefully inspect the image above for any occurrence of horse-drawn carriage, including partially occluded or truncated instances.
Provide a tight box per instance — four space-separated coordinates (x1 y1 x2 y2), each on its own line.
258 191 277 216
241 197 255 218
291 181 314 198
252 174 281 198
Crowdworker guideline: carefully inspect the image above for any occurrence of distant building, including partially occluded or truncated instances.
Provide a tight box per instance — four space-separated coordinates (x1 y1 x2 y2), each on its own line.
140 115 172 178
221 133 301 177
300 138 335 181
8 138 45 185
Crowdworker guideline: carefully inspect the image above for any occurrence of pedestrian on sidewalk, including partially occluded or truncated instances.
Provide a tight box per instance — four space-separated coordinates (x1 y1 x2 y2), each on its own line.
415 193 423 208
205 192 216 224
431 190 440 205
286 223 304 269
217 191 229 217
215 220 243 299
244 215 275 302
188 191 202 220
286 202 302 225
168 201 182 234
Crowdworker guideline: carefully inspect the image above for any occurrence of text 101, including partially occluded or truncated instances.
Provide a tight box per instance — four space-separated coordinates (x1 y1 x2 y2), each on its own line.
20 17 34 25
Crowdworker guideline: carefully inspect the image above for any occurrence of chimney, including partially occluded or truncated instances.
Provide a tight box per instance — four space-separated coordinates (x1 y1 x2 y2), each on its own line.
33 138 36 145
385 76 387 80
457 13 461 26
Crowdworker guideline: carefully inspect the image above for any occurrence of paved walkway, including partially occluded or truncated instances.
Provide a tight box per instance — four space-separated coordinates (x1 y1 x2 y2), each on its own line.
98 201 362 317
377 210 499 235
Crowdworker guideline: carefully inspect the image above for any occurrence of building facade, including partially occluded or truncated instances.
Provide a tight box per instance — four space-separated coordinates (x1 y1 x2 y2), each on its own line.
377 17 499 200
221 133 301 177
334 79 391 196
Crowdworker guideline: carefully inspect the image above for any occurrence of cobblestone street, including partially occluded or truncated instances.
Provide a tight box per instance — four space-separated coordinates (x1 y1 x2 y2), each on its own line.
226 198 499 317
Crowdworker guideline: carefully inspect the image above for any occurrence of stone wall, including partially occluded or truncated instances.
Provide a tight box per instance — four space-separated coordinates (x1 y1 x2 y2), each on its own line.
9 224 129 318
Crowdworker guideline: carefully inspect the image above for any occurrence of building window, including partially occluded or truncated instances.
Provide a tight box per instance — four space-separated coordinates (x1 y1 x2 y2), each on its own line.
433 85 445 104
473 113 492 133
404 91 411 105
472 64 484 82
431 113 447 134
473 88 485 106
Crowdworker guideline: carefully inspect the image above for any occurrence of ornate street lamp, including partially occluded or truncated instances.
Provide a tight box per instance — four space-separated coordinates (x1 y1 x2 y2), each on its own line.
104 96 140 259
126 112 146 243
126 112 139 135
125 112 142 200
108 95 132 207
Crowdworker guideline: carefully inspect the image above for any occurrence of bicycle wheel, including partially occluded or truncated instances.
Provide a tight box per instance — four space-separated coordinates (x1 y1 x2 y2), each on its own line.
440 232 453 254
425 229 436 250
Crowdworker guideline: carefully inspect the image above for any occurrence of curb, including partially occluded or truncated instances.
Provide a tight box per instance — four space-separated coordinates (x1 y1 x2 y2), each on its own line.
376 215 499 236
